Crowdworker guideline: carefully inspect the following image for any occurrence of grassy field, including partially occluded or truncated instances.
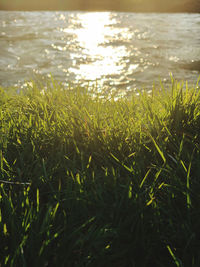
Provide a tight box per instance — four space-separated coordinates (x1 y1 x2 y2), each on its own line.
0 77 200 266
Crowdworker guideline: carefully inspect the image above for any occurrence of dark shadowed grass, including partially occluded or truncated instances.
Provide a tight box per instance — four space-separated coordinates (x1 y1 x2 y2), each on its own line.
0 77 200 266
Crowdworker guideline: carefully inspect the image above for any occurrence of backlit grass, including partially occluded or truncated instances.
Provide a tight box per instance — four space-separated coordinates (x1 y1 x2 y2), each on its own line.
0 77 200 266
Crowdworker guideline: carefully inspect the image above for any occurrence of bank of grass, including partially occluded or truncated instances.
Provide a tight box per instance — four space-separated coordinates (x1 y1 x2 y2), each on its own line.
0 78 200 266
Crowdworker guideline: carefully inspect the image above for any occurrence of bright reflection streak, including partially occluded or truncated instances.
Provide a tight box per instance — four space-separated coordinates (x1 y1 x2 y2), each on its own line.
66 12 131 81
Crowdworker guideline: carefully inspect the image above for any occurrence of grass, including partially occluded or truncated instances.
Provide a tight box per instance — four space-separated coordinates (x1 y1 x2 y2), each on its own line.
0 77 200 266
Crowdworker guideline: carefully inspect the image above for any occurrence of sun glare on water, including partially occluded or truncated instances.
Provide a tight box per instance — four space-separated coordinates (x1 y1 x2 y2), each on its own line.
65 12 131 83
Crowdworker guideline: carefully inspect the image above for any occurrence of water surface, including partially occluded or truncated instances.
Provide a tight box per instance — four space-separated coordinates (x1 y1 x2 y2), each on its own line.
0 11 200 95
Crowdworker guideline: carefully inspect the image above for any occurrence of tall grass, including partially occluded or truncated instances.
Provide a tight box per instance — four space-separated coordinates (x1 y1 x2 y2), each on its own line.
0 77 200 266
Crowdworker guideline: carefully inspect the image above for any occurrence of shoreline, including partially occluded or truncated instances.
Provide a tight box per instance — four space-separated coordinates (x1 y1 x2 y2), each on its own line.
0 0 200 13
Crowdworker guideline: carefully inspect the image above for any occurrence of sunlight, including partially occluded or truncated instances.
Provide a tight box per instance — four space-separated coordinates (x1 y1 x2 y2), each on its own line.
75 12 112 54
66 12 130 81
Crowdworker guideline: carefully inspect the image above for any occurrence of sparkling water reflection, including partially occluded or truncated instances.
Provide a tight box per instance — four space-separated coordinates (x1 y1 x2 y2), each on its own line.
0 11 200 96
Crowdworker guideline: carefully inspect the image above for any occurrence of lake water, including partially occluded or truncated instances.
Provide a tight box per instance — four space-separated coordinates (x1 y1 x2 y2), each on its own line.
0 11 200 96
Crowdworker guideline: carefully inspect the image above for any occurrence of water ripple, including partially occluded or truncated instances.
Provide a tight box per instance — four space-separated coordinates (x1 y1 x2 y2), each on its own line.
0 11 200 95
